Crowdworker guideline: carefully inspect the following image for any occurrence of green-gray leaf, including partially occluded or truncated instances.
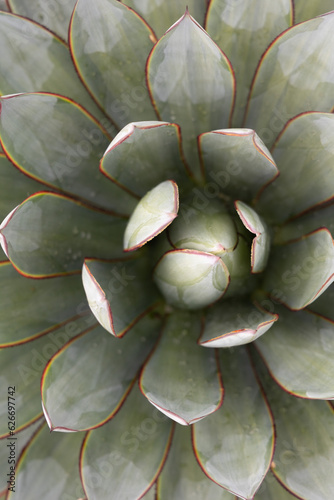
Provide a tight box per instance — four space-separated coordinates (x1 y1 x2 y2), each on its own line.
82 257 161 337
69 0 157 128
200 298 278 348
140 310 223 425
0 93 136 214
81 383 173 500
147 11 235 179
193 346 274 499
124 180 179 251
205 0 293 126
41 315 160 431
199 129 278 203
255 305 334 399
1 192 127 277
264 229 334 310
245 12 334 148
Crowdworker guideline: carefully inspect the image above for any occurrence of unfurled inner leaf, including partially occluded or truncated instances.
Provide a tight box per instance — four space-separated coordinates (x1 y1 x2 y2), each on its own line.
124 180 179 251
200 298 278 348
140 310 223 425
235 200 270 273
154 249 230 309
169 198 237 254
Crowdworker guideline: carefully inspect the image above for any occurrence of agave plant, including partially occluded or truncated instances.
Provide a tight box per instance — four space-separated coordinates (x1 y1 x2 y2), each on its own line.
0 0 334 499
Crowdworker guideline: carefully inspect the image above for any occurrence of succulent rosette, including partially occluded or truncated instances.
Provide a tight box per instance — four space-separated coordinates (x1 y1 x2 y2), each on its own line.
1 1 334 499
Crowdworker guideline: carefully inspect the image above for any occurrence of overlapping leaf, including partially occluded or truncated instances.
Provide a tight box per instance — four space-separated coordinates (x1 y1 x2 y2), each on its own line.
0 93 136 214
255 351 334 499
122 0 208 38
193 347 274 499
70 0 157 128
7 0 77 40
264 229 334 310
0 12 111 127
257 112 334 223
1 192 127 277
245 12 334 146
147 10 235 179
100 121 191 197
82 257 161 337
255 305 334 399
140 310 223 425
7 423 85 500
42 315 160 431
205 0 293 126
81 383 174 500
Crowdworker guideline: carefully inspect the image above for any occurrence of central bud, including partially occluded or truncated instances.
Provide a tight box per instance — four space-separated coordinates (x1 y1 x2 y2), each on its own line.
123 181 263 310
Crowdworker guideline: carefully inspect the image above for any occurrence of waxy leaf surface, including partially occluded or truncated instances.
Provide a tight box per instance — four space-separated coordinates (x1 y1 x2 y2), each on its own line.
147 11 235 179
101 121 190 197
199 129 278 202
0 262 86 346
257 113 334 223
154 249 230 309
193 347 274 499
122 0 208 38
264 229 334 310
256 306 334 399
7 423 85 500
1 193 127 277
293 0 334 23
140 310 223 425
8 0 77 40
0 93 136 214
82 257 161 337
157 425 233 499
169 198 237 254
124 180 179 251
205 0 292 126
245 12 334 146
0 12 110 126
81 384 173 500
42 315 160 431
200 299 278 348
255 354 334 500
0 315 93 437
70 0 156 128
